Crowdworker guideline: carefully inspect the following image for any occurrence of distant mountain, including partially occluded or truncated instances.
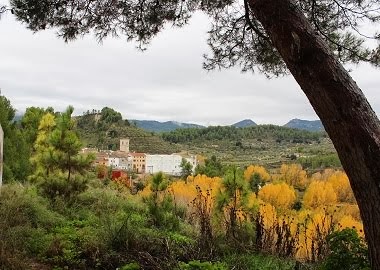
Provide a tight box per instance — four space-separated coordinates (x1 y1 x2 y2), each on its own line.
130 120 205 133
284 119 324 132
232 119 257 128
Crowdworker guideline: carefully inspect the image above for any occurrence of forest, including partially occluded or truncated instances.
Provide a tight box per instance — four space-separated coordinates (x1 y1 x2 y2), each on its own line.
0 95 368 269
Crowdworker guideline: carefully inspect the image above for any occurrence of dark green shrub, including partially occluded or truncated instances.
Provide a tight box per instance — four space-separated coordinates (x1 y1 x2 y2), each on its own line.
120 262 140 270
223 253 296 270
39 174 89 201
179 260 227 270
322 228 370 270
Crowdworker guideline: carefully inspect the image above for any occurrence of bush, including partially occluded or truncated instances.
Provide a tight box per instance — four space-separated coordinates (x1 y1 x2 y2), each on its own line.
223 254 296 270
38 174 89 201
179 260 228 270
0 183 63 268
322 228 370 270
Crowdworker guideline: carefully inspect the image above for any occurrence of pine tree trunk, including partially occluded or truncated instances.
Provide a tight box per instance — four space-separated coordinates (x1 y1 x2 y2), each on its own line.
248 0 380 268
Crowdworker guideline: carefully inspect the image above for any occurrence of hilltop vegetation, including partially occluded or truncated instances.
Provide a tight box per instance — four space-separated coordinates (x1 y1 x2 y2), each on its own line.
130 119 205 133
76 108 179 154
162 125 339 169
162 125 323 143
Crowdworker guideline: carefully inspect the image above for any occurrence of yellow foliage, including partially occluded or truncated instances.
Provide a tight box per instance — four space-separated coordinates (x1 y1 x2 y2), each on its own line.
139 184 152 198
311 169 335 181
244 165 270 182
169 181 197 206
247 193 260 209
258 182 296 210
296 210 334 260
192 174 222 193
259 203 277 231
339 204 361 221
280 164 307 189
327 171 355 203
303 181 337 209
170 175 222 207
338 215 364 237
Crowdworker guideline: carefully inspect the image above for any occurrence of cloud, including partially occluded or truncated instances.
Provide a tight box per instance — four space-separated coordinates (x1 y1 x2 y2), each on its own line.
0 10 378 126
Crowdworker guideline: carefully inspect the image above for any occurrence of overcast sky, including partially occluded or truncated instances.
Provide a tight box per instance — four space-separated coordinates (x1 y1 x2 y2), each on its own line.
0 3 379 126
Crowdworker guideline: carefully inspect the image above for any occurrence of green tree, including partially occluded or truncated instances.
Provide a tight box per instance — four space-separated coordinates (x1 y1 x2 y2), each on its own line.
195 155 223 178
30 107 94 200
144 172 179 230
49 106 94 181
216 167 249 239
100 107 122 124
21 106 53 146
180 158 193 180
8 0 380 266
0 95 30 182
248 173 265 195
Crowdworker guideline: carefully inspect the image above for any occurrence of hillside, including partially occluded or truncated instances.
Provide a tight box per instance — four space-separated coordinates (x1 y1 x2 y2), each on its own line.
75 110 179 154
161 125 337 168
284 119 324 131
75 108 338 169
130 119 205 132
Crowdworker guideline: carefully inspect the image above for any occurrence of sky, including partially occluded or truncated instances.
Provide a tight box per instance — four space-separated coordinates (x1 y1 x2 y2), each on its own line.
0 4 379 126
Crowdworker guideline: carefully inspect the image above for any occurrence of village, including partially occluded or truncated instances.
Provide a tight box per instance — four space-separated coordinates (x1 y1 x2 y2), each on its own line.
81 138 197 183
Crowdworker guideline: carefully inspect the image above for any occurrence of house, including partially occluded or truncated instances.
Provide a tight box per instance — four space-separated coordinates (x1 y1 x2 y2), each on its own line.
108 151 129 169
129 152 146 173
0 124 3 186
94 151 111 167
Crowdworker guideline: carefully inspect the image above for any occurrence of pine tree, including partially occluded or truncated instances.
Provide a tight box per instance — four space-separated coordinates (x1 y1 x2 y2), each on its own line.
49 106 93 181
216 167 250 239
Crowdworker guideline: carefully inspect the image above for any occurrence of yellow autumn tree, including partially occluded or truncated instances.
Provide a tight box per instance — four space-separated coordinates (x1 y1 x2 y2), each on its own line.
303 181 337 209
168 174 222 208
244 165 271 182
280 164 308 189
327 171 355 203
258 203 278 231
297 210 334 260
169 180 197 207
258 182 296 210
244 165 271 194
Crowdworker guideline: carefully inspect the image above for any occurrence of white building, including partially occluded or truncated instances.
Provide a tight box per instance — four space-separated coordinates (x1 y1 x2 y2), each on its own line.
107 151 130 170
145 154 197 176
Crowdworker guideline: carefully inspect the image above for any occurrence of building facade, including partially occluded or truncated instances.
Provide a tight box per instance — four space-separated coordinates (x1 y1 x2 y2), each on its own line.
145 154 197 176
108 151 129 170
130 152 146 173
120 138 130 153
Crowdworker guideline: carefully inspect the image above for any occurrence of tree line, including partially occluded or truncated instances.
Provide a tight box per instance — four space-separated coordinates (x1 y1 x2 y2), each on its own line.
162 125 325 144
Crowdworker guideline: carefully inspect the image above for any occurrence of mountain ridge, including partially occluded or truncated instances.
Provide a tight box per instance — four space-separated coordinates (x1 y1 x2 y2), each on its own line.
232 119 257 128
131 118 322 132
284 118 324 132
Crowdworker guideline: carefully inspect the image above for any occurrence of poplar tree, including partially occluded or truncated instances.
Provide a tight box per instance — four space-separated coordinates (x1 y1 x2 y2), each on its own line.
29 112 56 182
